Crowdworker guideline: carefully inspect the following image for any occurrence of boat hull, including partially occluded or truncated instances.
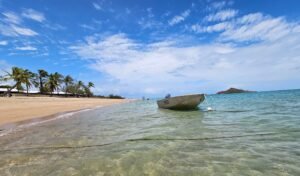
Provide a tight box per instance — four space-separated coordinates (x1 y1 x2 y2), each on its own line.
157 94 205 110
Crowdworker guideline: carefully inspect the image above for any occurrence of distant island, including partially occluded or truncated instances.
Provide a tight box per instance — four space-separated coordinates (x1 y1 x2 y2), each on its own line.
217 88 255 94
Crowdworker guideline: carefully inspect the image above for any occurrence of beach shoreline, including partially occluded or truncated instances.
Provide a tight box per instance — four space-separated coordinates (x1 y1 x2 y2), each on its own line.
0 97 133 130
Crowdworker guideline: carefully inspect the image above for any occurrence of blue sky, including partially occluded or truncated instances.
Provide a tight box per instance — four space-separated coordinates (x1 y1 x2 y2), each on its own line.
0 0 300 98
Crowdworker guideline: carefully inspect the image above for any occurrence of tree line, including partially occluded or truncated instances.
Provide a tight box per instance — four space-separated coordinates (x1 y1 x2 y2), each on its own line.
0 67 94 97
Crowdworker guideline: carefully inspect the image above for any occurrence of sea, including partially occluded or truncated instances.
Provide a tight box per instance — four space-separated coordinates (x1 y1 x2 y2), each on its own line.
0 89 300 175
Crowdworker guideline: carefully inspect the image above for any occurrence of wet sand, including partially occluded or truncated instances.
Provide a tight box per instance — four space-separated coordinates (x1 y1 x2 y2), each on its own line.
0 97 130 126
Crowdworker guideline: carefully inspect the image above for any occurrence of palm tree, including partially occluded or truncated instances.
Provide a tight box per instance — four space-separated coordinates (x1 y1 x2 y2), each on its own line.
67 84 77 96
1 67 97 98
85 82 94 97
88 82 94 89
63 75 73 96
77 81 84 88
46 72 63 96
0 67 25 96
37 69 48 94
16 83 24 93
23 69 35 96
54 72 63 94
75 80 84 97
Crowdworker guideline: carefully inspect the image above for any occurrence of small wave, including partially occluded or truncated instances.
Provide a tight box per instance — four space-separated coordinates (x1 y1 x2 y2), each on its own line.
218 110 252 113
201 109 251 113
199 107 215 112
0 108 94 137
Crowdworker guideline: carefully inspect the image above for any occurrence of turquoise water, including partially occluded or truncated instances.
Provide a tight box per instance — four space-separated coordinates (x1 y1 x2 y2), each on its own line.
0 90 300 175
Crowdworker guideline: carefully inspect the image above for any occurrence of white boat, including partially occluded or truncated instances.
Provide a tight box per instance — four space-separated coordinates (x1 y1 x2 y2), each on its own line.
157 94 205 110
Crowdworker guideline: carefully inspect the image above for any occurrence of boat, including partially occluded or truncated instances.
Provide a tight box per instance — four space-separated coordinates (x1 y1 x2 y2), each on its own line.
157 94 205 110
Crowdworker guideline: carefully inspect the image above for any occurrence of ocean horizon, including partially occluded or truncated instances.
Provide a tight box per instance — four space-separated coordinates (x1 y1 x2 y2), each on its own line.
0 89 300 175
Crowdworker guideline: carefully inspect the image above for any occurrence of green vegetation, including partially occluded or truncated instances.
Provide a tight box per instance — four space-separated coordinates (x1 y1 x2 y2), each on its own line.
94 94 125 99
1 67 125 99
0 67 95 97
37 69 48 94
108 94 125 99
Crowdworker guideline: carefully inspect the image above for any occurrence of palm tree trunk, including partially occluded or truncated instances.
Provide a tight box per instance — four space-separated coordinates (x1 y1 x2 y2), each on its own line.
3 83 18 97
26 85 29 96
39 77 43 94
65 83 68 97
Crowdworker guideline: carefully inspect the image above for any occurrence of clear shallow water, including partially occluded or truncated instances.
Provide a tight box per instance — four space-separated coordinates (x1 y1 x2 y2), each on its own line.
0 90 300 175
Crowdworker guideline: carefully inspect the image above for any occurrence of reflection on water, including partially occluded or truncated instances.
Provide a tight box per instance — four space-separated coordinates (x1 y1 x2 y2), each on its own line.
0 90 300 175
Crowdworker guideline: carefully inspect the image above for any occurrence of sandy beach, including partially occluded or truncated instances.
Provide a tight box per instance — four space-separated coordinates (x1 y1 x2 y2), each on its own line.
0 97 130 126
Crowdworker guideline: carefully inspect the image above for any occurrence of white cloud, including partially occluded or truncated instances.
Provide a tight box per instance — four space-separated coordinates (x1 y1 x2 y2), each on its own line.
137 8 163 29
70 34 139 62
16 46 37 51
0 24 38 36
0 11 38 37
0 24 17 36
192 12 297 43
71 30 300 96
2 11 22 24
206 1 234 11
10 25 38 36
169 10 191 26
204 9 238 22
80 24 95 30
191 22 231 33
22 8 45 22
238 13 264 23
43 23 66 30
125 8 131 14
220 13 295 42
146 8 154 18
138 17 162 29
0 40 8 45
211 1 226 10
92 2 102 10
163 11 171 18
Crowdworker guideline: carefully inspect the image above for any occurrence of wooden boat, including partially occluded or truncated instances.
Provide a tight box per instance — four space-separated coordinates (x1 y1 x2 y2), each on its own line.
157 94 205 110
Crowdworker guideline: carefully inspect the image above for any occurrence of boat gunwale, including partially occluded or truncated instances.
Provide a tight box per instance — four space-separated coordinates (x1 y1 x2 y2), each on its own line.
157 94 204 103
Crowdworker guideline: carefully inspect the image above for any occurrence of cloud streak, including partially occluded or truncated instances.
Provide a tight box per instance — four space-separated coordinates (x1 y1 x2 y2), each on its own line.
0 10 38 37
11 25 38 36
22 8 45 22
0 40 8 45
204 9 238 22
169 10 191 26
16 46 37 51
2 11 22 24
92 2 102 11
191 12 297 43
220 13 295 42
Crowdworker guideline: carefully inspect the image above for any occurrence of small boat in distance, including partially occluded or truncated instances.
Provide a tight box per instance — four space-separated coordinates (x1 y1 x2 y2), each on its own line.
157 94 205 110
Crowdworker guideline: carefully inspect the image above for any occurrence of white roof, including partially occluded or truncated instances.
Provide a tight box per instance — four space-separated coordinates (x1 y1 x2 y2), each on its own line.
0 89 71 94
0 88 39 93
0 88 18 92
